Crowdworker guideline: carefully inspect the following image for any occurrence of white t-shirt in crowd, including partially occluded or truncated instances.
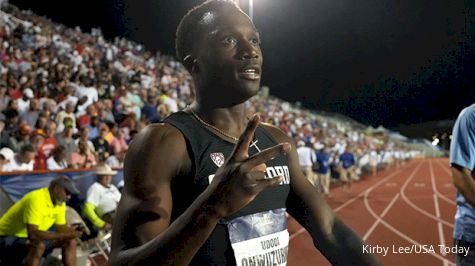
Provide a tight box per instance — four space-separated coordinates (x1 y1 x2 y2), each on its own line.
75 86 98 108
46 157 68 170
3 157 34 172
86 182 121 217
17 98 30 113
297 146 316 168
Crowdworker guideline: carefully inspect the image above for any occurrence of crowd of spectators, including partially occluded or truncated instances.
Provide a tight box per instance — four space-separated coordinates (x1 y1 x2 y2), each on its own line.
246 96 418 191
0 4 193 172
0 4 419 183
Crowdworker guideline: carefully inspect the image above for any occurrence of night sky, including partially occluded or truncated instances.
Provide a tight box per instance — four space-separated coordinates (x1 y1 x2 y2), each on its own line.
9 0 475 132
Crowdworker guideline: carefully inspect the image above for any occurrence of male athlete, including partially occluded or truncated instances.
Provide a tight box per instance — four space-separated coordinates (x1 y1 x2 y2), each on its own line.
110 1 381 265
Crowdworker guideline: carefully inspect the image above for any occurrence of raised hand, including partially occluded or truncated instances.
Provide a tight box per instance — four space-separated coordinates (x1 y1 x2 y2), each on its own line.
206 114 291 218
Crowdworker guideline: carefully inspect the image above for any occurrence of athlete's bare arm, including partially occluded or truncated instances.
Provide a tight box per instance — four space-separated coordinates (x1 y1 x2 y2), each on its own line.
262 124 382 266
452 164 475 207
110 115 290 265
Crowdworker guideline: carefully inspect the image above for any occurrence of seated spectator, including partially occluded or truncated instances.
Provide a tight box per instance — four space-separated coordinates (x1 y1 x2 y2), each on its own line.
56 126 76 163
20 98 40 128
0 83 10 111
87 115 100 140
75 126 96 153
16 88 34 113
8 123 32 152
105 150 125 169
83 164 121 231
99 99 115 123
75 76 98 109
0 176 83 265
2 108 19 137
56 85 78 111
141 94 161 123
2 144 36 171
70 139 96 169
34 114 49 132
55 101 76 132
37 121 58 167
0 147 14 172
109 123 128 155
46 145 68 170
77 104 96 129
92 124 110 160
117 86 142 120
74 96 89 119
0 115 10 148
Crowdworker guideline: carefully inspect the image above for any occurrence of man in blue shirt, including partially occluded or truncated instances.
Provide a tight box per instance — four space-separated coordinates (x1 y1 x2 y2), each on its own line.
339 147 357 192
450 103 475 265
316 145 332 196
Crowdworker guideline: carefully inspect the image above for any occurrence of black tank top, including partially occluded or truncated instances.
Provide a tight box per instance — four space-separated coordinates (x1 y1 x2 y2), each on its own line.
164 111 290 265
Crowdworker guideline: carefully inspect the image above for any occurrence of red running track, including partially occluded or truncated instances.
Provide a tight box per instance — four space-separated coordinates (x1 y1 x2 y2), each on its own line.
287 158 458 266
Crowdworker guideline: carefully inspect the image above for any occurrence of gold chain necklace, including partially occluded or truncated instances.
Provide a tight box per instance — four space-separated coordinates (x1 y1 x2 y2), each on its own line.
189 108 239 142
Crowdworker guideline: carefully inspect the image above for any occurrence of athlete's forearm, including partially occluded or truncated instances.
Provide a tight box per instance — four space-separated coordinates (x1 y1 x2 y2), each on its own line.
110 191 221 266
316 219 382 266
452 165 475 207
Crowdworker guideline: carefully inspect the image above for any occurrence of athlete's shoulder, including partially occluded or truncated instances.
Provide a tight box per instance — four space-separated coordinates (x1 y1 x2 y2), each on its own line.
259 122 292 143
130 123 185 147
127 123 189 164
124 122 192 185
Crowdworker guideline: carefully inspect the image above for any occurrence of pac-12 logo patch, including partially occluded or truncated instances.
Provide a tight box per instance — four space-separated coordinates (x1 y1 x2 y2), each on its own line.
210 152 225 167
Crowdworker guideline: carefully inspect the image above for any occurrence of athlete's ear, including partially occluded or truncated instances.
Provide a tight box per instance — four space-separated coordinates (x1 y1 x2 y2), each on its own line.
183 54 198 73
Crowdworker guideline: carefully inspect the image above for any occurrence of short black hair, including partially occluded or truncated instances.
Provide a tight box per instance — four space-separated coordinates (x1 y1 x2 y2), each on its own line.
19 144 35 154
175 0 242 64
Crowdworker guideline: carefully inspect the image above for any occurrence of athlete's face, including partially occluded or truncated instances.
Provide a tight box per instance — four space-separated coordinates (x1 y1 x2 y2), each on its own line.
194 6 263 104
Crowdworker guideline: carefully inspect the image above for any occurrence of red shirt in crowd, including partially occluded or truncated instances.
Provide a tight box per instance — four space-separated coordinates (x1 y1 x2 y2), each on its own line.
39 137 57 158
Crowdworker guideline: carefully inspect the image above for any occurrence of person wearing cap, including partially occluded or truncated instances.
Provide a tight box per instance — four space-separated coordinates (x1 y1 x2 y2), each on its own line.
17 88 34 114
0 147 14 172
2 143 36 172
83 164 121 231
0 176 83 265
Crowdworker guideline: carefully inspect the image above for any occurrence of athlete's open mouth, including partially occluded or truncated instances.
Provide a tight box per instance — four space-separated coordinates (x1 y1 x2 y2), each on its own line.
238 66 261 80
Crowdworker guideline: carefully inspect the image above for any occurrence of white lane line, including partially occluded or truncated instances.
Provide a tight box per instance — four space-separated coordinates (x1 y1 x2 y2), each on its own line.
400 161 453 228
288 162 414 240
432 160 456 206
364 160 455 265
363 193 399 241
430 160 451 266
362 161 422 240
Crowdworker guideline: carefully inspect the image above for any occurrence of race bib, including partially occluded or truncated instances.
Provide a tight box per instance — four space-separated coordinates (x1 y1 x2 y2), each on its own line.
227 208 289 266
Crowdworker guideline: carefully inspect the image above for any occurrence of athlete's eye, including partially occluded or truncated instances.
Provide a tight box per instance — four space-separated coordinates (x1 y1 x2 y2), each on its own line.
222 36 237 45
250 37 261 46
